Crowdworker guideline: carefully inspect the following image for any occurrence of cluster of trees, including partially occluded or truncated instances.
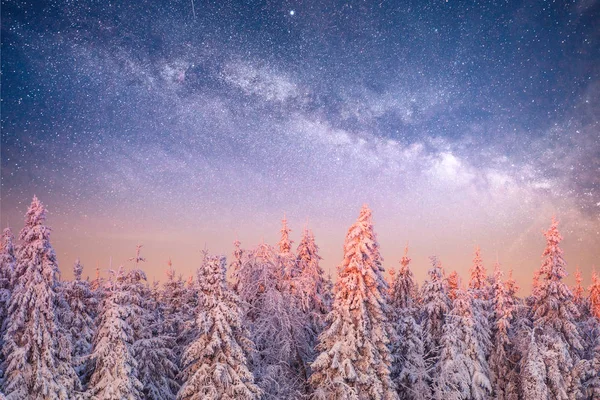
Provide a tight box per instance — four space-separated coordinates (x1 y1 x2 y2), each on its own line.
0 196 598 399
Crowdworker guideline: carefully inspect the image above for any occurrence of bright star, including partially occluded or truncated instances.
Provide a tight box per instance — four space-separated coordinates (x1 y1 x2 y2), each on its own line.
290 10 295 16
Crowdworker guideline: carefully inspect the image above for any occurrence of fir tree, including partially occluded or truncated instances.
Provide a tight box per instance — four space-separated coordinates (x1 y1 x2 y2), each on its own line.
310 205 397 400
0 227 16 380
2 196 79 399
467 248 492 369
124 266 179 400
468 247 488 295
530 217 584 399
447 270 461 301
161 259 194 365
178 255 261 400
435 289 492 400
293 228 331 362
229 239 244 293
420 256 451 365
240 243 307 399
520 330 548 400
573 266 585 307
63 259 97 383
589 271 600 320
489 262 518 400
87 267 144 400
388 247 430 400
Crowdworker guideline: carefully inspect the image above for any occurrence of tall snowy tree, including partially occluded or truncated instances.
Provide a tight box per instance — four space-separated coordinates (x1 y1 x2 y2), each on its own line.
489 263 519 400
293 228 331 362
239 243 307 399
420 256 451 366
310 205 397 400
529 217 584 399
435 288 492 400
279 216 299 280
447 270 461 301
589 271 600 320
0 227 16 380
388 247 430 400
87 267 144 400
573 266 585 307
229 239 244 293
124 266 179 400
161 259 194 365
178 255 261 400
1 196 79 399
468 247 488 294
467 247 492 368
519 330 548 400
63 259 97 383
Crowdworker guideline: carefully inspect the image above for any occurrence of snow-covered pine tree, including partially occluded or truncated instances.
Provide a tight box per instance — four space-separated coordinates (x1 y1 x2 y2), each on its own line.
420 256 451 367
388 246 430 400
310 205 397 400
123 266 179 400
581 322 600 399
519 329 548 400
178 255 261 400
530 217 584 399
589 272 600 320
87 267 144 400
239 243 307 399
279 216 300 280
0 227 16 379
1 196 79 399
446 270 461 301
489 262 519 400
468 246 488 294
293 228 331 362
229 239 244 293
435 288 492 400
161 259 194 366
467 247 492 368
63 259 97 384
573 267 585 307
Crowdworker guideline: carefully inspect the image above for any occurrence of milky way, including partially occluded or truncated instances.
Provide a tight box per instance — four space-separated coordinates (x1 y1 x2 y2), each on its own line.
1 0 599 290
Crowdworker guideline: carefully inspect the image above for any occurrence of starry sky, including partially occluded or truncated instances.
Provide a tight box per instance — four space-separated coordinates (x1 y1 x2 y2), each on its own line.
1 0 599 292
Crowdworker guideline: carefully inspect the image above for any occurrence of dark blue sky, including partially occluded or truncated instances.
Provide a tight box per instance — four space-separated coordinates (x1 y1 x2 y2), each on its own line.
1 0 599 287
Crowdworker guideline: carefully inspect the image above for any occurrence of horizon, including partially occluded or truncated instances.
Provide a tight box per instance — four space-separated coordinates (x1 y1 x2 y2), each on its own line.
2 196 597 296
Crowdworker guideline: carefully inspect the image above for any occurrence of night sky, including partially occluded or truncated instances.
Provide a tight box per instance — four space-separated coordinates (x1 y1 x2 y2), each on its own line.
1 0 599 291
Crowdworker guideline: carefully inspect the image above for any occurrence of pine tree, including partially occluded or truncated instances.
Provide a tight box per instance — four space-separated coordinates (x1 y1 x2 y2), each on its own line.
161 259 194 365
468 246 488 294
435 288 492 400
573 266 585 307
529 217 584 399
293 228 331 362
229 239 244 293
310 205 397 400
123 266 179 400
388 247 430 400
178 255 261 400
589 271 600 320
87 267 144 400
63 259 97 384
0 227 16 380
239 243 307 399
520 330 548 400
467 248 492 369
279 216 299 280
446 270 461 301
420 256 451 365
2 196 79 399
489 262 518 400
